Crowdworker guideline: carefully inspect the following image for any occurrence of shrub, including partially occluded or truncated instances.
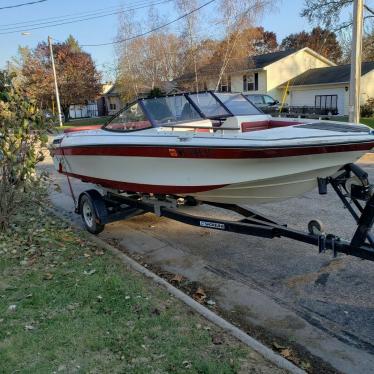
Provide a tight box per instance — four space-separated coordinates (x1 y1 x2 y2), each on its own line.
361 97 374 118
0 70 49 230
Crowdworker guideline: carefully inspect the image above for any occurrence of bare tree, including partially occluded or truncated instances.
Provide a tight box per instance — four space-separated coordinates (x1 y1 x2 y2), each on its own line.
176 0 200 92
214 0 272 90
116 6 184 100
301 0 374 31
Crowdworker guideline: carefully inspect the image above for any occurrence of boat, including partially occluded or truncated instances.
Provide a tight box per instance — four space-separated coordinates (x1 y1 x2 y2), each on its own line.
50 91 374 205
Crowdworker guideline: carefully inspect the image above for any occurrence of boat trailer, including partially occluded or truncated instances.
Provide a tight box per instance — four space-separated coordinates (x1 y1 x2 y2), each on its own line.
74 163 374 262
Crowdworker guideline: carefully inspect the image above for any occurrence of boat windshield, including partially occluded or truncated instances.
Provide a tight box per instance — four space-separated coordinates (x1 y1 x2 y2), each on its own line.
103 91 263 132
214 93 262 115
141 95 202 126
105 102 153 132
188 92 231 118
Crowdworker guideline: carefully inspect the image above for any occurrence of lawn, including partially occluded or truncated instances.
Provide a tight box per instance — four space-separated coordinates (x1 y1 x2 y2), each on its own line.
361 117 374 128
0 199 278 373
53 116 111 131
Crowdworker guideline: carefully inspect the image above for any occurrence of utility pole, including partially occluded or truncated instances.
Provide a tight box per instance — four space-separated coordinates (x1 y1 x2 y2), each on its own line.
48 36 63 127
349 0 364 123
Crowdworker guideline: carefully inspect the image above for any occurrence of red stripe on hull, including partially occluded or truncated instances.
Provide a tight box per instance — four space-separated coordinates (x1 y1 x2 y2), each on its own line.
61 171 226 194
53 142 374 159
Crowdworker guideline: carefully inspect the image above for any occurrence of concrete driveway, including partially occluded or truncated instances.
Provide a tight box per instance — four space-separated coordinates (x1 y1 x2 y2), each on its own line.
42 154 374 374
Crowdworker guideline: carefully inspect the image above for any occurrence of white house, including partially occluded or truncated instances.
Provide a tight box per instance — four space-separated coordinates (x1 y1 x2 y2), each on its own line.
280 62 374 116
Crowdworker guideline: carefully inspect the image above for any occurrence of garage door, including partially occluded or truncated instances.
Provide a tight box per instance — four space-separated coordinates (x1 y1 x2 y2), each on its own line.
290 87 346 115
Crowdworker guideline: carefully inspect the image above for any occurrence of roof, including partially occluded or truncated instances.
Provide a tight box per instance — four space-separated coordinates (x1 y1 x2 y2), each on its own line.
251 49 296 69
290 61 374 86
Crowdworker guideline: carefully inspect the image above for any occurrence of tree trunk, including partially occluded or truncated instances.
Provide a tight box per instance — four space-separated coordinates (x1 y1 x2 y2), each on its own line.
62 106 70 123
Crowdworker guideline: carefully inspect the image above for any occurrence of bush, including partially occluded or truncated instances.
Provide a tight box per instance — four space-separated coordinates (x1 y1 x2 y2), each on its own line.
361 97 374 118
0 70 48 230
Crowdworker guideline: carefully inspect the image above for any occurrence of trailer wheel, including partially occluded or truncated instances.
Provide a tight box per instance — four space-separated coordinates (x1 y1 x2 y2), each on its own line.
80 194 105 234
308 219 325 235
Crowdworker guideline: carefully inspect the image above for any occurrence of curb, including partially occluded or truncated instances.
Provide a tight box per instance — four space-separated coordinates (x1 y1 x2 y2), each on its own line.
50 206 306 374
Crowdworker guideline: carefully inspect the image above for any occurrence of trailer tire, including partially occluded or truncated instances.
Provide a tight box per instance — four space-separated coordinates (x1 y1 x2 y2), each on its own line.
80 194 105 235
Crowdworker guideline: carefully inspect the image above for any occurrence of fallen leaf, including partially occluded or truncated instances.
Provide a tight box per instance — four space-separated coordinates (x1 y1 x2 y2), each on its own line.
301 361 311 370
272 342 286 350
95 249 105 256
193 287 206 303
43 273 53 280
280 348 292 358
97 295 103 302
212 334 224 345
67 303 79 311
25 324 35 331
83 269 96 276
170 274 183 283
83 253 91 258
8 304 17 312
206 299 216 306
182 360 192 369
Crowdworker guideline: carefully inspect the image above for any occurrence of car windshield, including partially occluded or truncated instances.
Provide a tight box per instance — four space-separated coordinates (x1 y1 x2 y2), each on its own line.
214 93 262 115
247 95 263 105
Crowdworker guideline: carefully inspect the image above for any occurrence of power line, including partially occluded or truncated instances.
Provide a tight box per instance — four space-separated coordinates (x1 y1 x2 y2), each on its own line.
0 0 173 35
0 0 161 29
81 0 216 47
0 0 47 11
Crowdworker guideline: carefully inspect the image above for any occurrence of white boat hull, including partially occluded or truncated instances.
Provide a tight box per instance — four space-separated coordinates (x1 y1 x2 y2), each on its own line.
55 149 365 204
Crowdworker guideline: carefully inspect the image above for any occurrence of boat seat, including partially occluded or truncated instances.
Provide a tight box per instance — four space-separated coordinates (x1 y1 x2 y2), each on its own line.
241 120 303 132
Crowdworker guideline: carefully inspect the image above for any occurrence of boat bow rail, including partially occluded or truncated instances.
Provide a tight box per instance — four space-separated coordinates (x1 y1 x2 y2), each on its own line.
74 163 374 262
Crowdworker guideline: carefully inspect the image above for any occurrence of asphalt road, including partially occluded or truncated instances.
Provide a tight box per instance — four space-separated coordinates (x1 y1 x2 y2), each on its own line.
42 155 374 374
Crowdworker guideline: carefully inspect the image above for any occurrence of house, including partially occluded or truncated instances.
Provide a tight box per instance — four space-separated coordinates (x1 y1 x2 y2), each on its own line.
180 48 335 100
97 83 124 116
177 47 374 116
280 62 374 116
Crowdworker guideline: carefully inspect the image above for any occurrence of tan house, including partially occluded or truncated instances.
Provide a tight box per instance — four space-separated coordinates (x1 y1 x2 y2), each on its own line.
200 48 335 100
178 48 374 116
97 83 124 116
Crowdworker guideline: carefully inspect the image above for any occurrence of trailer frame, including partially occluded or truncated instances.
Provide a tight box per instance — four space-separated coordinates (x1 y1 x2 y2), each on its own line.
75 163 374 262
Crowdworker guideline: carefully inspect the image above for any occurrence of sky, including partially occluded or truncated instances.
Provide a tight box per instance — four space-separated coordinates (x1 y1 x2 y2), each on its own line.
0 0 338 80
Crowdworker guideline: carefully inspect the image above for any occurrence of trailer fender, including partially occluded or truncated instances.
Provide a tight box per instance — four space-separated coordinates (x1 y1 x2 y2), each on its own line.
77 190 109 225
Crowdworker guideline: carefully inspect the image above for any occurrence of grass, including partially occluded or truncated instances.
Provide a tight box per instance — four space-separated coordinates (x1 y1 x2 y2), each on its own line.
0 199 268 373
53 116 111 131
361 117 374 128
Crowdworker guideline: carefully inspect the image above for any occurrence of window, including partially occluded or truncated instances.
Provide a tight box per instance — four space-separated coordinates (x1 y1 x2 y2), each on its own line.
219 76 231 92
109 103 117 110
243 73 258 91
315 95 338 111
105 103 152 132
215 93 262 115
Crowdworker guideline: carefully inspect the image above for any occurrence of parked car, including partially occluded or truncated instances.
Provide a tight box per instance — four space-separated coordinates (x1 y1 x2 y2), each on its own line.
246 94 288 113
